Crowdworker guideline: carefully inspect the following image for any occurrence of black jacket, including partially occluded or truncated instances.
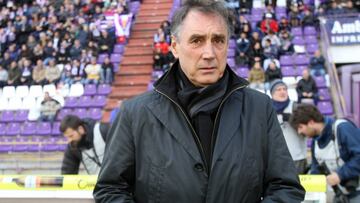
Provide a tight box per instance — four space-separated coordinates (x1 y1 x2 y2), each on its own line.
61 118 109 174
94 62 305 202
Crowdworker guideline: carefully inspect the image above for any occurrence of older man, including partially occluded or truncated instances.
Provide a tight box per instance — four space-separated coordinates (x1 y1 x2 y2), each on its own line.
94 0 305 202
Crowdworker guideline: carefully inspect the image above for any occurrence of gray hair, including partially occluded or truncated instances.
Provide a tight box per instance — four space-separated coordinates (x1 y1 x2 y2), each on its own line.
170 0 233 41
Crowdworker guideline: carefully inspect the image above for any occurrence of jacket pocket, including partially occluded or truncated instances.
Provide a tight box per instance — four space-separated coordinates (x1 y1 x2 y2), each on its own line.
147 161 164 203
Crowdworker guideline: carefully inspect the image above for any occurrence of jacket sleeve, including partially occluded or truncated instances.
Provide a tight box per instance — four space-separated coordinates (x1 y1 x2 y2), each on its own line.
336 122 360 181
262 98 305 202
61 145 81 174
93 102 136 203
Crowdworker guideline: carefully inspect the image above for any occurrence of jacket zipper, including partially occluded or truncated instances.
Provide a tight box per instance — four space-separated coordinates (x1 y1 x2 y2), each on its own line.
154 88 210 173
154 84 247 174
209 85 247 170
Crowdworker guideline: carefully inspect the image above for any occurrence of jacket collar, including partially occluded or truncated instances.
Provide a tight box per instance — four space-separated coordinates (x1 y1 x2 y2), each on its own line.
315 117 334 148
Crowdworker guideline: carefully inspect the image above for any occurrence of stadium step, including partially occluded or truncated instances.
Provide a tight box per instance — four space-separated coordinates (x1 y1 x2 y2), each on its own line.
113 75 152 86
103 0 173 121
118 65 153 76
124 47 153 56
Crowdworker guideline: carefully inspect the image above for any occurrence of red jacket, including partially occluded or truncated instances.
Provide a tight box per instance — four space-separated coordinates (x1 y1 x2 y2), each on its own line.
261 19 279 34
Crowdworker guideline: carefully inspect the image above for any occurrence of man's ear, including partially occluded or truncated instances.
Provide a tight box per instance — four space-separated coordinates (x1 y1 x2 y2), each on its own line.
170 35 179 59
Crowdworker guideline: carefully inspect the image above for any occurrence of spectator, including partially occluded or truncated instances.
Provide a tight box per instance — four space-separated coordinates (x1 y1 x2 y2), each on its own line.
100 56 114 84
236 52 250 66
248 61 265 91
20 59 33 86
45 59 61 85
301 8 316 27
309 50 326 76
87 40 99 57
1 52 12 69
279 30 295 55
60 115 110 174
239 0 252 13
296 69 319 104
260 12 279 34
289 4 301 27
235 32 251 55
263 38 279 59
270 80 308 174
39 91 61 125
85 56 101 84
71 59 86 84
154 28 165 44
248 41 264 66
19 44 33 60
32 59 46 85
43 41 57 62
154 35 171 70
261 30 281 48
250 31 262 47
234 15 251 37
345 0 358 13
0 64 8 88
7 61 21 86
99 30 114 54
326 1 345 15
265 60 282 89
279 16 291 32
69 39 82 60
290 104 360 202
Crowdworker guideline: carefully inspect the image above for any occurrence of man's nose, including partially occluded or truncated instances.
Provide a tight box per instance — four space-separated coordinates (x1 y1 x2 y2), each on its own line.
202 41 215 59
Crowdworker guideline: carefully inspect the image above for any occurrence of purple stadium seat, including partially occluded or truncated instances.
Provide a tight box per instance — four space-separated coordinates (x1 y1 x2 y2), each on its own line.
275 7 286 14
41 144 59 152
147 81 154 91
15 137 29 143
64 97 78 108
292 36 305 45
317 101 333 115
110 53 122 63
58 144 67 151
297 66 308 76
152 70 164 80
37 122 52 136
74 108 88 119
97 84 112 95
291 27 303 36
236 68 249 78
281 66 297 77
304 26 317 35
113 44 125 54
251 8 264 15
28 144 40 152
0 145 12 153
229 39 236 49
57 108 72 121
251 14 262 22
51 122 61 136
304 35 318 44
294 55 309 65
13 144 28 152
0 123 7 133
306 44 319 54
83 84 97 96
97 54 109 64
314 76 327 88
113 63 120 72
13 110 28 122
21 122 37 136
276 13 287 21
227 58 235 68
307 138 312 148
227 49 235 58
318 88 331 101
280 55 294 66
6 122 21 136
92 95 107 107
0 110 14 122
77 96 92 108
88 108 102 120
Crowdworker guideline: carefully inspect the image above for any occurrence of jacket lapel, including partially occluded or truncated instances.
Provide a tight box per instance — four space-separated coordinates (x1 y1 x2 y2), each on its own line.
145 98 203 164
211 93 243 170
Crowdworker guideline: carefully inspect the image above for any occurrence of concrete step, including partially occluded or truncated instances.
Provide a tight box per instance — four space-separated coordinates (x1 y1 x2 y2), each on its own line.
131 30 156 39
113 75 151 86
132 23 161 32
128 38 154 46
121 55 153 65
118 65 153 75
136 15 168 24
137 9 169 17
124 47 154 56
140 3 173 10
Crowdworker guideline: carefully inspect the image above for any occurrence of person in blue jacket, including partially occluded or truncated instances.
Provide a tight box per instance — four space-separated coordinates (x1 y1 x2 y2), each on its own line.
290 104 360 202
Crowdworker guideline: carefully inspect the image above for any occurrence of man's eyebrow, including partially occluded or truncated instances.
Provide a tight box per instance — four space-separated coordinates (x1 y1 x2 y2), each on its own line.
188 34 206 40
212 34 226 39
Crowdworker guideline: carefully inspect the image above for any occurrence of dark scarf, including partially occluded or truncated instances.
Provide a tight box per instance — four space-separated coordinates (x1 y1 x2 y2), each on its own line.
176 67 229 168
272 98 290 113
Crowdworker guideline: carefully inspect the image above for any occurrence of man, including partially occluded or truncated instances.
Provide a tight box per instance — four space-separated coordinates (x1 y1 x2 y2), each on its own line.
60 115 110 175
290 104 360 202
270 80 307 174
39 92 61 125
94 0 305 202
296 69 319 105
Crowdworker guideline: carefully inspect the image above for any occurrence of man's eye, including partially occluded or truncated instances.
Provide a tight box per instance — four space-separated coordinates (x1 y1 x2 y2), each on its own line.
213 38 225 44
191 38 202 44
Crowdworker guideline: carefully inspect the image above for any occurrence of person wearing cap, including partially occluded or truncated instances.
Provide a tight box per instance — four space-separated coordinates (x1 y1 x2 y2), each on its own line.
270 79 308 174
260 12 279 34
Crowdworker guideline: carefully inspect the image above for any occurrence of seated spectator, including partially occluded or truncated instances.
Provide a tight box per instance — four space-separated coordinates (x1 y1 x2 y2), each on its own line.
57 41 70 64
19 44 33 60
260 13 279 34
261 30 281 48
100 56 114 84
85 57 101 84
239 0 252 14
263 4 276 19
234 15 251 38
296 69 319 105
99 30 114 54
250 31 262 47
301 8 316 27
345 0 358 13
60 63 73 86
279 16 291 32
45 59 61 85
69 39 83 60
326 1 345 15
71 59 86 84
20 59 33 86
87 40 99 57
7 61 21 86
32 43 45 63
0 64 8 88
32 59 46 86
279 30 295 55
236 52 250 67
154 35 171 70
263 58 280 71
265 61 282 90
160 20 171 44
43 41 57 63
248 62 265 91
154 28 165 44
289 4 301 27
0 52 12 69
309 50 326 76
39 92 61 125
235 32 251 56
263 38 278 59
248 42 264 66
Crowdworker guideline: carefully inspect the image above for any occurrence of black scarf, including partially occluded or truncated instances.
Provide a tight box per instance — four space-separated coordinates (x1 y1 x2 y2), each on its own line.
272 98 290 113
176 67 229 168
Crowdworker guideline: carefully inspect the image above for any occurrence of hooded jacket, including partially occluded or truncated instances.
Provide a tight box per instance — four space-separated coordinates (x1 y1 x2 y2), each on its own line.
94 61 305 202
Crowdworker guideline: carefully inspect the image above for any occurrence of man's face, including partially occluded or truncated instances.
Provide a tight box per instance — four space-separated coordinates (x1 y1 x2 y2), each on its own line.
297 122 317 137
271 85 288 102
171 10 228 87
64 127 84 146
